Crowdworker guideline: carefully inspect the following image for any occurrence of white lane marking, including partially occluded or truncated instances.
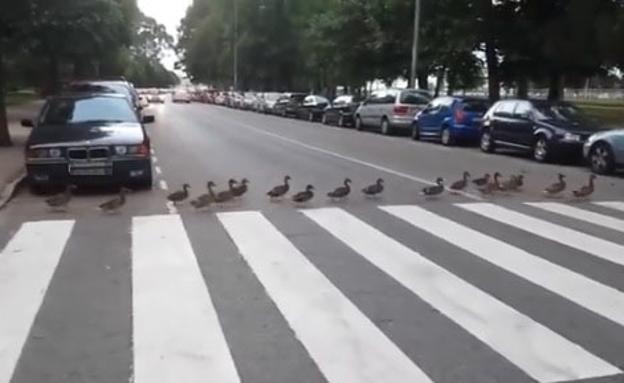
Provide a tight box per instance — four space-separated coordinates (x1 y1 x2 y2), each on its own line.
306 207 619 383
526 202 624 234
594 201 624 213
218 211 434 383
460 203 624 267
381 205 624 327
152 156 158 164
165 201 178 215
0 220 75 383
154 166 162 175
132 215 240 383
216 117 482 201
159 180 168 191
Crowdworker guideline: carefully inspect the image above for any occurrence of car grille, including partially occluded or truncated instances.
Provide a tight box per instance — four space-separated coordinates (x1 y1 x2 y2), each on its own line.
89 147 109 159
68 148 88 160
67 147 110 160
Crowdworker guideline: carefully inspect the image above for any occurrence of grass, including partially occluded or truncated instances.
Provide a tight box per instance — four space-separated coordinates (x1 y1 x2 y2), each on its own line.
575 101 624 127
5 89 37 106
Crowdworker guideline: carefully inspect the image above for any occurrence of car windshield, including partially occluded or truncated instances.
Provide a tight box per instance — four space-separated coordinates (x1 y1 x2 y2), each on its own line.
41 97 138 125
400 91 429 105
533 103 591 123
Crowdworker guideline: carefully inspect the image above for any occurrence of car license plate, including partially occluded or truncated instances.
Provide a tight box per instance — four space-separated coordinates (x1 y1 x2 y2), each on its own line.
70 168 111 176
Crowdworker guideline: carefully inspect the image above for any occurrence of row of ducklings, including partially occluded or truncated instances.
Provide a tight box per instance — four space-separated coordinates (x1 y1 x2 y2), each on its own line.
167 175 386 207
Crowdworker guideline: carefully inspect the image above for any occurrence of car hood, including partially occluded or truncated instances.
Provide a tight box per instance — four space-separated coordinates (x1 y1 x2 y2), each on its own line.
28 121 145 148
537 118 603 134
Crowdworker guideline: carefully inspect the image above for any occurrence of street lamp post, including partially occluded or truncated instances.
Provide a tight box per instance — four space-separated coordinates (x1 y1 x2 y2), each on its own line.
409 0 421 89
233 0 239 91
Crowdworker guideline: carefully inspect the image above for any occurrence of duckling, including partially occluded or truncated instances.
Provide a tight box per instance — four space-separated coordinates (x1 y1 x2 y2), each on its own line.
99 187 131 214
421 177 444 198
292 184 315 204
449 171 470 194
543 174 566 198
167 183 190 205
267 175 291 200
362 178 384 198
231 178 249 198
572 174 596 200
472 173 491 187
327 178 351 201
45 184 76 212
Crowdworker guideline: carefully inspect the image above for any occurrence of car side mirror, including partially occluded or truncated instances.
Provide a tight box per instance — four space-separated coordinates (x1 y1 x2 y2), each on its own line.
142 115 155 124
21 119 34 128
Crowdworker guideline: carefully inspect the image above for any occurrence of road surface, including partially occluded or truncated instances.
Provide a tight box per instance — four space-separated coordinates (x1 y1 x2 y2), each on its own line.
1 101 624 383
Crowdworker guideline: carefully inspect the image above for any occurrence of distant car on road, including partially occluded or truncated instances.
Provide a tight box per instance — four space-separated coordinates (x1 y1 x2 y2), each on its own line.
257 92 282 113
480 99 603 162
413 96 490 145
354 89 431 135
172 90 191 103
148 93 166 103
322 95 362 127
273 93 307 117
583 129 624 174
296 95 330 122
22 93 154 191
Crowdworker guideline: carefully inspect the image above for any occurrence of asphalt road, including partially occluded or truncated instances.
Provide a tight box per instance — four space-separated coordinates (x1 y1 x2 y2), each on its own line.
1 101 624 383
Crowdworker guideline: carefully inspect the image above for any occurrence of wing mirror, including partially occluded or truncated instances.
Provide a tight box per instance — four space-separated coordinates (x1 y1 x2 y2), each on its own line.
142 115 155 124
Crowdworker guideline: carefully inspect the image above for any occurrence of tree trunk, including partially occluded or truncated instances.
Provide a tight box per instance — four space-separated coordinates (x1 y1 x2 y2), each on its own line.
0 50 12 147
417 71 428 90
434 67 445 97
483 0 500 102
517 77 529 99
43 56 61 96
547 71 564 100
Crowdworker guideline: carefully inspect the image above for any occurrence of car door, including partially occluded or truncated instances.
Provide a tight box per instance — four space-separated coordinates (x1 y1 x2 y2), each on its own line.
417 98 443 134
360 92 379 125
511 101 536 147
492 101 517 144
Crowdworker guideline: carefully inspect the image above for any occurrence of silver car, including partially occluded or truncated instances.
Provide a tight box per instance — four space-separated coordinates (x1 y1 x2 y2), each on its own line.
583 129 624 174
354 89 431 135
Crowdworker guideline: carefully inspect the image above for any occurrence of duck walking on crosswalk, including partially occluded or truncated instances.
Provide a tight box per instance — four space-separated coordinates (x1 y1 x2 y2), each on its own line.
327 178 351 201
292 184 315 204
231 178 249 198
572 174 596 200
449 172 470 194
267 175 291 201
362 178 384 198
45 184 76 212
543 174 566 198
421 177 444 198
98 187 130 214
167 183 190 205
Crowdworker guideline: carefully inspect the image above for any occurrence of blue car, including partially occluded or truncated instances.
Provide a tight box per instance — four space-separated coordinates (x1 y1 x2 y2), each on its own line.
583 128 624 174
412 96 490 145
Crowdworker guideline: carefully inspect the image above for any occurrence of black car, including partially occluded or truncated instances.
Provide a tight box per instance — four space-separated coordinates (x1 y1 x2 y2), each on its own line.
296 95 330 122
66 80 141 114
23 93 154 190
322 95 362 127
479 99 602 162
273 93 307 117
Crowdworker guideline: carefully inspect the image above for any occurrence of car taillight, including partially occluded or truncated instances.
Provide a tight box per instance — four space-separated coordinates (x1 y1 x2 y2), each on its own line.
454 108 466 124
393 105 409 115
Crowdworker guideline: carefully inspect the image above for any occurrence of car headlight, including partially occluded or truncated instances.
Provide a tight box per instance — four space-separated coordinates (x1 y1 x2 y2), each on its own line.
115 145 128 155
48 148 62 158
563 133 581 142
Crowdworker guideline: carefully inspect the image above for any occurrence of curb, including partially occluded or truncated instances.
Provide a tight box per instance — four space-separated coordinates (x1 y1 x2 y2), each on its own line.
0 170 26 210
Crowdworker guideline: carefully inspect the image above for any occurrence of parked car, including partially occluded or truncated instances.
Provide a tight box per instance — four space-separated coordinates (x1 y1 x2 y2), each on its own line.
66 80 140 113
412 96 490 145
242 92 258 110
322 95 362 127
354 89 431 135
273 93 307 117
583 129 624 174
257 92 282 113
296 95 330 121
172 90 191 103
480 99 603 162
148 93 166 103
22 93 154 190
228 92 245 109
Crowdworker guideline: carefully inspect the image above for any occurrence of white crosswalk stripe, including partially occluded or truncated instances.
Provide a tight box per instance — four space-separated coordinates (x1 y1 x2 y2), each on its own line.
459 203 624 267
594 201 624 213
526 202 624 233
306 207 620 383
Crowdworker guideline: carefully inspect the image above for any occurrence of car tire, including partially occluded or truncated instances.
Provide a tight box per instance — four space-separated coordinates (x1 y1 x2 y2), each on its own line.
355 116 363 131
480 129 495 153
533 135 550 162
441 126 454 146
380 118 393 135
589 142 615 174
411 122 420 141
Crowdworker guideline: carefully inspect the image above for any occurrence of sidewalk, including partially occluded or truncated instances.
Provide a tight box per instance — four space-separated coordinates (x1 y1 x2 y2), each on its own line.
0 101 43 207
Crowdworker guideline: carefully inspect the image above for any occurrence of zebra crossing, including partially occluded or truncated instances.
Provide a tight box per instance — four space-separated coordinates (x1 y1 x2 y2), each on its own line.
1 201 624 383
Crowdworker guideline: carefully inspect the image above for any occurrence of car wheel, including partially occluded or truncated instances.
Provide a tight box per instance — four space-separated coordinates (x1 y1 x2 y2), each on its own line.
480 129 495 153
533 135 550 162
380 118 393 135
338 114 345 127
441 126 454 146
411 122 420 140
589 142 615 174
355 116 363 131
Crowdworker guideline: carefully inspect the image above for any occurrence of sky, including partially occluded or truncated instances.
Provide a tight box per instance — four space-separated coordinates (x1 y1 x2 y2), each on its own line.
137 0 194 70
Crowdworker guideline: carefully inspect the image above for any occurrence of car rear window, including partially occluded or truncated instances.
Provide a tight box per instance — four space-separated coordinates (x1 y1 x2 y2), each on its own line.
400 92 430 105
462 99 490 113
41 97 138 125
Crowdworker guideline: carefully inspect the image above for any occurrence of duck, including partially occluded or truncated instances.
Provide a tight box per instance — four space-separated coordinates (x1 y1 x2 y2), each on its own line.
510 174 524 191
472 173 491 187
478 175 498 195
190 192 214 210
543 174 566 198
207 180 236 204
362 178 384 198
327 178 351 200
167 183 190 204
45 184 76 211
292 184 315 204
572 174 596 199
98 187 131 214
499 176 520 192
421 177 444 197
267 175 291 199
231 178 249 198
492 172 509 193
449 172 470 194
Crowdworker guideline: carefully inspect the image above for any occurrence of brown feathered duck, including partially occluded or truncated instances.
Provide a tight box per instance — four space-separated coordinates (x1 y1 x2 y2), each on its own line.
267 175 291 199
543 173 566 198
231 178 249 198
99 187 131 214
167 183 190 204
449 171 470 194
190 192 214 210
472 173 491 187
510 174 524 191
327 178 351 200
421 177 444 197
478 174 498 195
572 174 596 199
207 180 236 204
46 184 76 211
362 178 384 198
292 184 315 204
